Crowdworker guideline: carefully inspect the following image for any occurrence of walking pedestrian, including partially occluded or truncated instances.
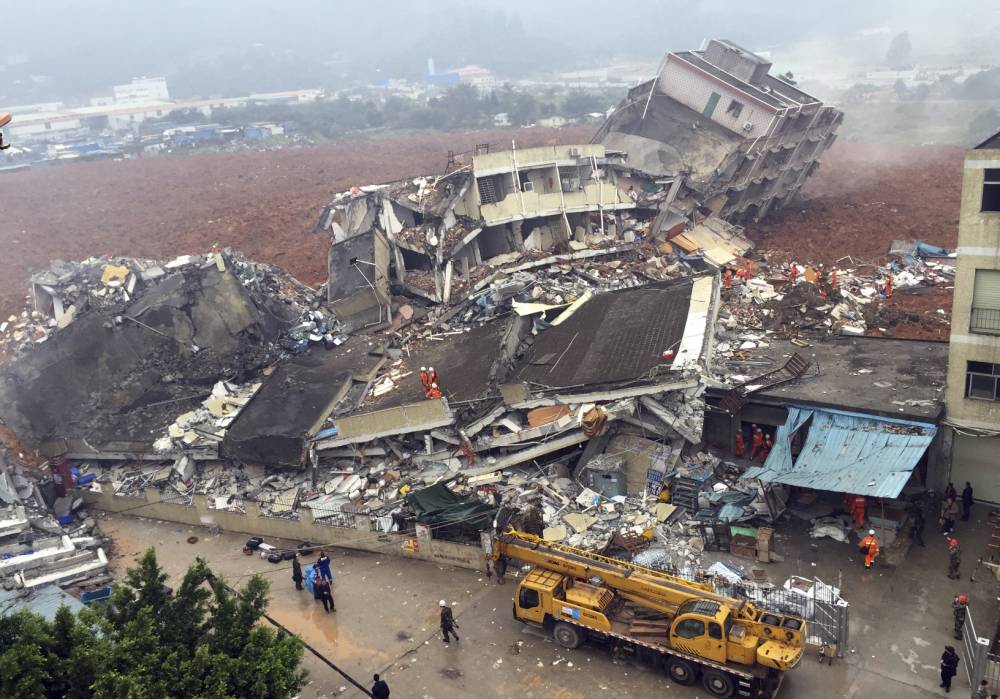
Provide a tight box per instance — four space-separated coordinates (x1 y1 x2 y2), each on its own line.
909 505 925 547
962 482 975 521
292 553 303 591
948 538 962 580
316 550 333 582
941 496 959 534
439 600 459 643
372 674 390 699
953 594 969 640
315 575 334 613
940 645 959 693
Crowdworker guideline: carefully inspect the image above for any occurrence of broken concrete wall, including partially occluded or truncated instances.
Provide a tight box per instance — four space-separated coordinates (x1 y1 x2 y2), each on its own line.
326 228 392 329
0 265 294 451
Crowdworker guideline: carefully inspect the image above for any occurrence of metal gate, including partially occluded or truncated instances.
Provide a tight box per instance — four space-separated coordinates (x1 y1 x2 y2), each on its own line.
962 604 995 698
712 576 850 657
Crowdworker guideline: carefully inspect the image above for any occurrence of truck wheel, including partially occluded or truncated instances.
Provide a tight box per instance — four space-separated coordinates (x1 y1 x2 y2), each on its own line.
702 669 735 698
665 657 697 686
553 622 583 649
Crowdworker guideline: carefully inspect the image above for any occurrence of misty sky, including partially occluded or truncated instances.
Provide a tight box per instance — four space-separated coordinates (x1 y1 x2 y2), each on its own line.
3 0 999 103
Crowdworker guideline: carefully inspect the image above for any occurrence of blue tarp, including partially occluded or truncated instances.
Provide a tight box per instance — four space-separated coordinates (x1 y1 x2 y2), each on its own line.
744 406 936 498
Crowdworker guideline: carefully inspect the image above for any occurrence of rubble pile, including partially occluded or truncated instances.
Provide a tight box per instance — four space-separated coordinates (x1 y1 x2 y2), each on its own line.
0 464 109 592
716 243 953 363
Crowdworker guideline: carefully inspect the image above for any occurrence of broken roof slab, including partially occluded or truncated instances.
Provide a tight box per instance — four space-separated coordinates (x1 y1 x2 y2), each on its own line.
314 398 454 449
731 337 947 421
223 340 386 467
514 279 698 390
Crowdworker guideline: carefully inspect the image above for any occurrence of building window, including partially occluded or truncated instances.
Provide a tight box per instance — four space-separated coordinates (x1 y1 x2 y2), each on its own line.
972 269 1000 334
984 169 1000 212
703 92 721 118
966 361 1000 401
726 99 744 118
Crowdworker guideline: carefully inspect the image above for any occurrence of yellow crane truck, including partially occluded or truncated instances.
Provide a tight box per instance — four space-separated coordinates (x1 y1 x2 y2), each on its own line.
488 530 804 698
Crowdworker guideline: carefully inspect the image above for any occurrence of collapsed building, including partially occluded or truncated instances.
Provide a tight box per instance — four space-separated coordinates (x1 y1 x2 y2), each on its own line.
596 39 842 222
4 42 946 624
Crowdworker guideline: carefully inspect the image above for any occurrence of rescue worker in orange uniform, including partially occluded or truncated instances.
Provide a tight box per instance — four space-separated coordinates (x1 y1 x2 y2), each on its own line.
848 494 866 528
831 268 838 290
749 426 764 460
790 263 798 283
759 434 772 462
724 267 733 290
419 366 430 392
859 529 879 568
884 274 894 299
734 430 746 458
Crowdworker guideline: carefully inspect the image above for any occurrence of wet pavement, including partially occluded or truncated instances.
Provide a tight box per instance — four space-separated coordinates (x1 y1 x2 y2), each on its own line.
99 502 999 698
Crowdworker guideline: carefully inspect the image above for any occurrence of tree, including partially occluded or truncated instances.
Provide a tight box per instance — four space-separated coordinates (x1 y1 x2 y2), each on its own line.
0 549 306 698
886 32 912 69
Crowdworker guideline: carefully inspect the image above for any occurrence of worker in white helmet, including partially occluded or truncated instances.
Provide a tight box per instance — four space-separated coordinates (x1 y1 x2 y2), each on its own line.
439 600 459 643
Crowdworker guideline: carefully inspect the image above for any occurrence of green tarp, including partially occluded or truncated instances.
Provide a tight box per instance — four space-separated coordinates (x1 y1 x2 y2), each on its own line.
406 482 496 532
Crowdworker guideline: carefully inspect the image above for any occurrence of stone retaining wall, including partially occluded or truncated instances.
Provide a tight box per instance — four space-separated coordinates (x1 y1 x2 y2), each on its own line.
79 489 485 571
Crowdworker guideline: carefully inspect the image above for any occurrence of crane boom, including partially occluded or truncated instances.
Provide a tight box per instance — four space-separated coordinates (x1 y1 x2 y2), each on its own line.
491 530 758 620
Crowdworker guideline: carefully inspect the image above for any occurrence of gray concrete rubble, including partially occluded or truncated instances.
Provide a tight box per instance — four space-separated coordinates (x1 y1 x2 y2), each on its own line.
0 458 109 592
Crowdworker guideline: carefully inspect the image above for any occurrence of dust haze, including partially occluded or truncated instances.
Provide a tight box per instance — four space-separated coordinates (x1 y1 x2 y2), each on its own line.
3 0 997 103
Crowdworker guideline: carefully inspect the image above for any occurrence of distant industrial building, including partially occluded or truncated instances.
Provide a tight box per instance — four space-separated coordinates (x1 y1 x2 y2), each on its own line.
113 77 170 104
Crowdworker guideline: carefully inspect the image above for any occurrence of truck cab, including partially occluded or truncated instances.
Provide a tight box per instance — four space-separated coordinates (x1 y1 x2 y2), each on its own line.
514 569 614 633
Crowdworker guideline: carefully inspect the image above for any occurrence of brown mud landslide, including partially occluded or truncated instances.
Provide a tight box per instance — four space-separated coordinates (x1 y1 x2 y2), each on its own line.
746 142 962 340
746 142 963 265
0 127 595 322
1 136 960 341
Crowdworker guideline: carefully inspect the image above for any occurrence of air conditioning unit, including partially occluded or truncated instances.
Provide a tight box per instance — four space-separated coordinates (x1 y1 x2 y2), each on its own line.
742 121 754 133
568 147 581 157
522 180 534 192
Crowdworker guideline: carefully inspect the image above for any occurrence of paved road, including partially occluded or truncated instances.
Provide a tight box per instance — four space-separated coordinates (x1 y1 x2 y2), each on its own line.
100 507 992 698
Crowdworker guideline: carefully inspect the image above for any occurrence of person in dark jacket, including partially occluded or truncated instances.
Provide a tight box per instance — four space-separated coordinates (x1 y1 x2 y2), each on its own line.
909 505 925 547
962 482 975 521
439 600 459 642
945 482 958 501
940 645 960 693
291 554 303 591
371 674 390 699
314 574 334 613
316 550 333 581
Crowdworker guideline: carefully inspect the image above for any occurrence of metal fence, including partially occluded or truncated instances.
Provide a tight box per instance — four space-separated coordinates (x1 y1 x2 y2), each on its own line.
718 577 849 655
656 568 850 656
962 604 995 698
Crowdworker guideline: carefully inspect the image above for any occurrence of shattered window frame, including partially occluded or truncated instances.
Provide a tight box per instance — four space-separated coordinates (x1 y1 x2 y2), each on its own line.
983 169 1000 213
965 360 1000 401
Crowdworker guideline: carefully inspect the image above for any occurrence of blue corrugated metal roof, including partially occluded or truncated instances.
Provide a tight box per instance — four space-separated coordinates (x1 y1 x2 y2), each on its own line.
744 406 936 498
0 584 86 620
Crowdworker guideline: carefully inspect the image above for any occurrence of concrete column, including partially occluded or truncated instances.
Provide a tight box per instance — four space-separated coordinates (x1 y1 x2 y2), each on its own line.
144 488 162 504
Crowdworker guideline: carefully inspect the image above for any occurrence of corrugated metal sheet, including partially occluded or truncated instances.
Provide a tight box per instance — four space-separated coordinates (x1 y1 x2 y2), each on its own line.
744 406 936 498
0 584 86 620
